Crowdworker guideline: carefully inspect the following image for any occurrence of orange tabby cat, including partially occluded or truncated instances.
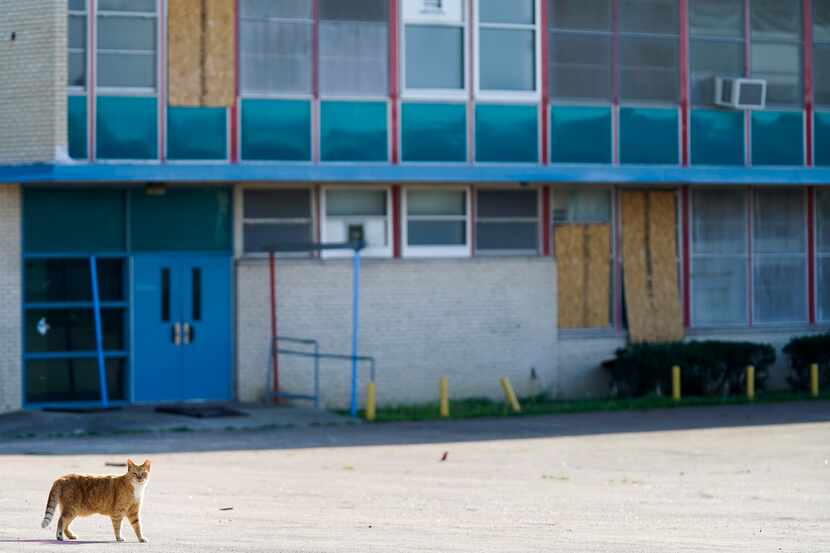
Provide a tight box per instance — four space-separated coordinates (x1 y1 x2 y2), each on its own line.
41 458 151 543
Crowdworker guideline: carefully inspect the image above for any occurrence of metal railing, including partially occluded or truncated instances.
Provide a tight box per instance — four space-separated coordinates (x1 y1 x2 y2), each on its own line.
269 335 376 410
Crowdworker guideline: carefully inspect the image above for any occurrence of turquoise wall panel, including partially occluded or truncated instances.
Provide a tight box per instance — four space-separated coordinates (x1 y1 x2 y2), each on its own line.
96 96 158 160
168 106 227 160
620 107 679 165
129 188 231 252
24 189 126 253
690 109 744 166
320 101 388 162
402 103 466 162
751 111 804 166
68 95 87 160
475 104 538 163
550 106 612 164
816 112 830 166
241 99 311 161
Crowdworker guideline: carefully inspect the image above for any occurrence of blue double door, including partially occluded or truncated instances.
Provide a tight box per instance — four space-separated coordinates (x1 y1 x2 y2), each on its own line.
133 256 232 402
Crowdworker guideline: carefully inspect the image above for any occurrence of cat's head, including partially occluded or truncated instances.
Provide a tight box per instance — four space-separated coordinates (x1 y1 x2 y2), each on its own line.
127 459 151 484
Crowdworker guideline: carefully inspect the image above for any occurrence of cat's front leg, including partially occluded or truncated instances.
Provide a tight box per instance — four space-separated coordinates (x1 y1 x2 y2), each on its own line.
111 516 124 542
127 507 147 543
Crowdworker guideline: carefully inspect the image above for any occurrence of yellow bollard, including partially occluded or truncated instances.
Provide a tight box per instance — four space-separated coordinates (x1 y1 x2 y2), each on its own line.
810 363 820 398
672 365 681 401
499 377 522 413
439 377 450 418
746 365 755 400
366 381 376 422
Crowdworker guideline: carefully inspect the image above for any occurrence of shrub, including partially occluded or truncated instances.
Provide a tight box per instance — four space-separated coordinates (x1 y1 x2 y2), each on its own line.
606 341 776 398
782 333 830 392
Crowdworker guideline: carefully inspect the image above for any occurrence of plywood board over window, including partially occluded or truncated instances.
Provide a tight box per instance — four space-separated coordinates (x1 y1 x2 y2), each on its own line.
621 190 684 343
169 0 234 107
555 224 611 329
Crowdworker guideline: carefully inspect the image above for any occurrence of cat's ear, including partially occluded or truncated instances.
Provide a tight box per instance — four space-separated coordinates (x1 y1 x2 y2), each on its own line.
127 459 135 468
143 459 151 470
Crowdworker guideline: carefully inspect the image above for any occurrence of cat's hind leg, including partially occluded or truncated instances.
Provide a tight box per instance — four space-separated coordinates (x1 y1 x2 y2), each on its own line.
59 512 78 540
111 516 124 542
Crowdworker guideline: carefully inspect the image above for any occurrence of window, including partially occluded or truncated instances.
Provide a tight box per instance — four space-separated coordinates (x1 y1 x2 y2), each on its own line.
690 188 807 327
240 0 313 95
97 0 157 89
404 189 469 256
403 0 466 93
750 0 802 106
815 0 830 105
475 189 539 254
816 190 830 321
242 189 314 254
477 0 538 94
619 0 679 102
69 0 87 89
548 0 613 101
323 188 391 257
319 0 389 96
553 188 615 329
689 0 745 105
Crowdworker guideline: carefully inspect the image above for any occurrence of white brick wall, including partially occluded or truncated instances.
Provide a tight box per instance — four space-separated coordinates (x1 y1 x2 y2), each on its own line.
0 187 22 413
237 256 558 408
0 0 66 164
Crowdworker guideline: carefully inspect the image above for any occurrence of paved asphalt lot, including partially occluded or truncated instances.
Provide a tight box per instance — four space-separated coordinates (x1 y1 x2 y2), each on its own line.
0 402 828 552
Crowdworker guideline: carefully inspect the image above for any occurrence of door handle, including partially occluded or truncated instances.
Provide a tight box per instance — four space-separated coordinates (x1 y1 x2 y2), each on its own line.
183 322 192 345
172 322 182 346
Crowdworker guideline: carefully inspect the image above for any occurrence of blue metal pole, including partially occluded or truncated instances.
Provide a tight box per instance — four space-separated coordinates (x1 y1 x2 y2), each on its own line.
89 256 109 409
350 249 361 417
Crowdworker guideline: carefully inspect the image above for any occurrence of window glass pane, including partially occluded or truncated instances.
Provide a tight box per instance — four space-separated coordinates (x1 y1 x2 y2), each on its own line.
244 189 311 219
689 0 743 37
69 52 86 88
97 53 156 88
553 189 611 223
26 308 125 353
753 189 805 253
751 0 801 41
690 39 744 104
550 0 611 31
69 15 86 49
241 0 311 18
480 29 536 91
25 259 124 303
476 222 538 251
99 0 155 12
405 26 464 89
26 358 126 403
691 257 748 325
477 190 538 217
817 257 830 321
620 0 678 34
98 16 155 50
69 0 85 10
753 257 807 322
244 223 313 252
240 18 312 94
480 0 534 24
815 44 830 106
550 33 612 99
319 20 388 95
408 221 466 246
620 36 678 102
408 190 466 216
692 189 747 254
816 0 830 42
327 190 387 216
751 42 801 105
319 0 387 21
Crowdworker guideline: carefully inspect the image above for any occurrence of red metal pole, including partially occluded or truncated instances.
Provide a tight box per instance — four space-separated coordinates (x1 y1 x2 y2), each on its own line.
679 0 689 167
804 0 814 167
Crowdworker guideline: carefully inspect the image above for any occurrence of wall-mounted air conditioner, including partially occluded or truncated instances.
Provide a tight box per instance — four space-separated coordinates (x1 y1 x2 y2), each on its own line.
715 77 767 110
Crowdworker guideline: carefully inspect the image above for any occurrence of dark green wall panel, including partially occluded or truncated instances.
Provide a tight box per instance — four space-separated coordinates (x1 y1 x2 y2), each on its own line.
402 103 466 162
320 101 388 162
96 96 158 160
619 107 679 165
751 111 804 166
816 112 830 166
475 104 538 163
167 106 227 160
68 95 87 160
550 106 611 164
690 109 744 166
241 99 311 161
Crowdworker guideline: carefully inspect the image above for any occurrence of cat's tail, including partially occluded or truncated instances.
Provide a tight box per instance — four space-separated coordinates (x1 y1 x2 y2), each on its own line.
41 481 61 528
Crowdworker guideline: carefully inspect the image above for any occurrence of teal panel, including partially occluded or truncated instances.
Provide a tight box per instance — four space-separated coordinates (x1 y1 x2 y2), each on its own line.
816 112 830 166
475 104 538 163
67 95 87 160
129 188 231 252
751 111 804 166
96 96 158 160
620 107 679 165
690 109 744 166
550 106 612 164
24 189 126 253
241 99 311 161
402 103 467 162
167 106 227 160
321 101 388 162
